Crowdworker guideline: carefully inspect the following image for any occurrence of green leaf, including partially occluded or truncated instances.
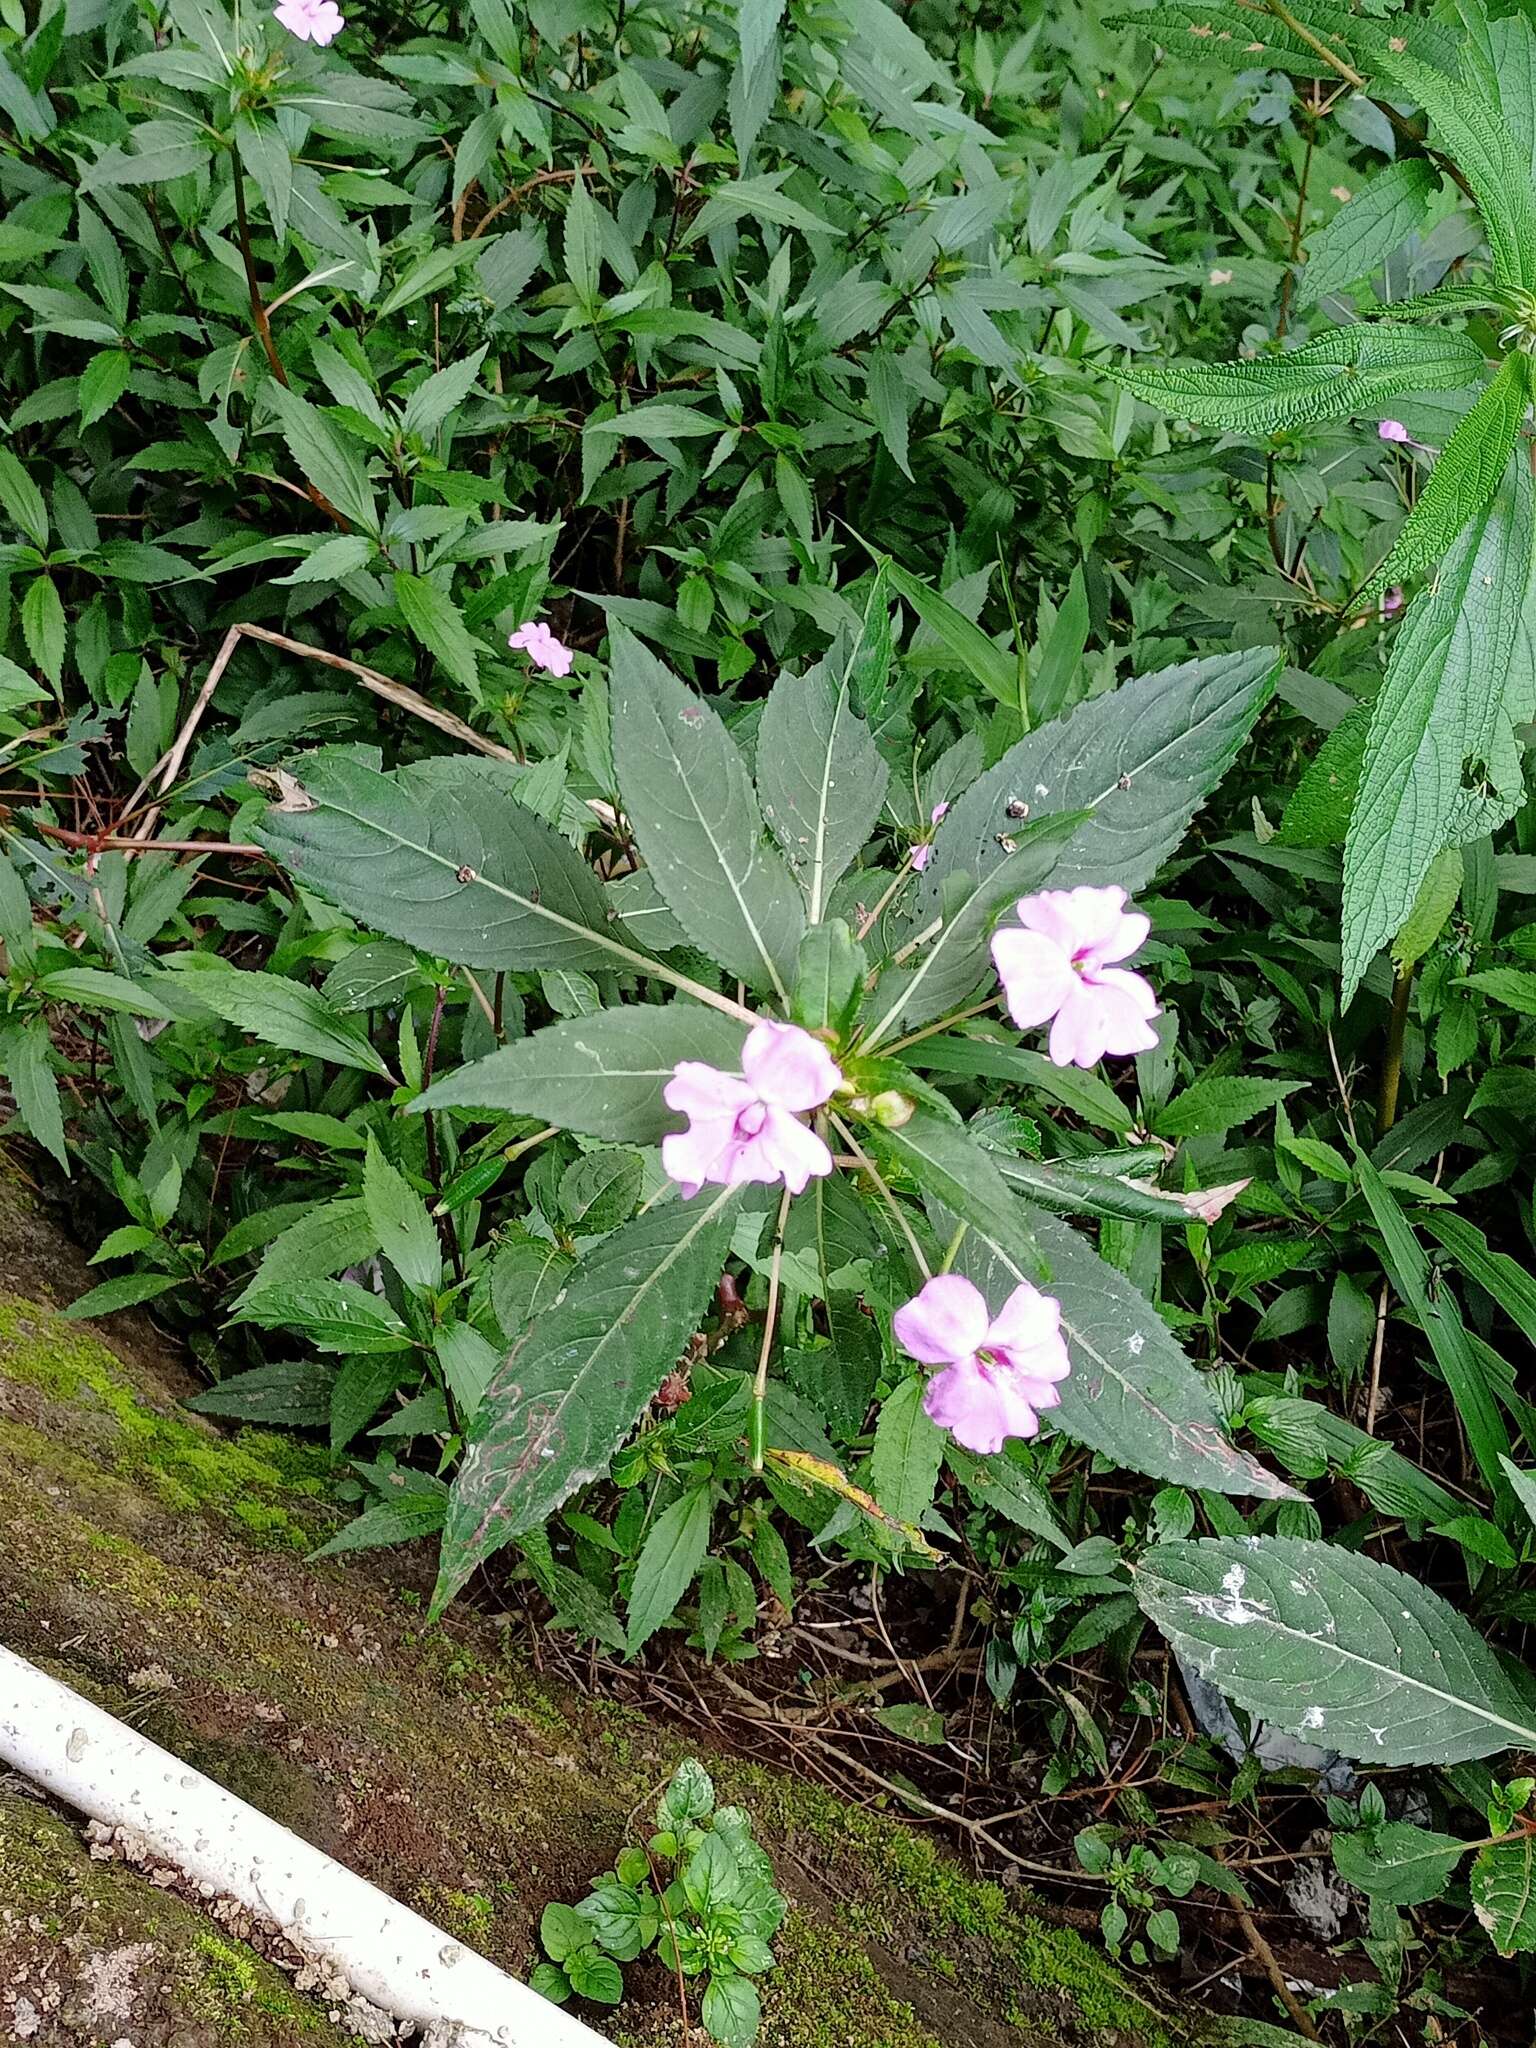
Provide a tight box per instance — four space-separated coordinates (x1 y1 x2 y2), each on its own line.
756 654 888 921
227 1279 415 1355
0 1020 67 1171
585 399 726 442
610 629 805 1001
398 347 488 440
1392 848 1462 971
870 1375 945 1527
65 1272 183 1317
1379 45 1536 289
564 1947 624 2004
20 576 65 688
1298 161 1438 304
683 1832 742 1913
541 1902 589 1964
1136 1534 1536 1765
230 1197 380 1309
1361 354 1530 604
420 1004 747 1139
78 348 131 429
1031 565 1090 727
529 1962 571 2004
1342 452 1536 999
792 921 865 1036
393 571 481 694
924 647 1277 907
945 1444 1069 1550
1458 966 1536 1014
627 1483 713 1652
168 961 392 1078
700 1972 761 2048
881 557 1018 707
562 167 599 303
188 1360 335 1429
37 967 174 1019
363 1137 440 1292
1110 325 1485 435
1153 1077 1302 1140
255 750 633 976
1332 1821 1466 1906
0 450 47 548
373 239 485 316
1278 703 1371 849
1354 1148 1511 1494
1101 2 1342 78
559 1150 643 1233
277 534 376 586
432 1188 740 1617
1472 1836 1536 1955
263 383 379 536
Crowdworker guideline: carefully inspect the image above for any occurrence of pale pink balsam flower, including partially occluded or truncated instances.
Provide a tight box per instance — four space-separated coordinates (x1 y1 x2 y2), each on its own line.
894 1272 1071 1454
508 620 574 678
272 0 344 44
991 884 1159 1069
910 800 949 874
1378 419 1412 444
662 1019 842 1198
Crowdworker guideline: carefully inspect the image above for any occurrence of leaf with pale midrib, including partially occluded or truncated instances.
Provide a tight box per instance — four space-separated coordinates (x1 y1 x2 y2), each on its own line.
610 628 804 1000
920 647 1278 908
431 1187 740 1617
256 747 636 975
1137 1535 1536 1765
756 655 888 922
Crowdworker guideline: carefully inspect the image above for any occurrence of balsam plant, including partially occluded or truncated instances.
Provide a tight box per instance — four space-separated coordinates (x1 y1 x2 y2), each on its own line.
533 1759 785 2046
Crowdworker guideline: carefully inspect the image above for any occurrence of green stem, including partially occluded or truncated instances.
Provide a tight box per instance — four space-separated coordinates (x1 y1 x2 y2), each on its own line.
750 1186 792 1473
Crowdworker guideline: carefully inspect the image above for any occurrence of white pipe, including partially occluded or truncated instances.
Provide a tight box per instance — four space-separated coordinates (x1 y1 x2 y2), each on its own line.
0 1645 610 2048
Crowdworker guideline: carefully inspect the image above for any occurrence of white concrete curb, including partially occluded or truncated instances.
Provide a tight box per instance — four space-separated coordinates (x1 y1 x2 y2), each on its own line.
0 1643 610 2047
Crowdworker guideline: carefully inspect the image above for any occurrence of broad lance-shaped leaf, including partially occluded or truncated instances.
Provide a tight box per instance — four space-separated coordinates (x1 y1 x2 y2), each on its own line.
756 653 889 922
1332 1822 1467 1907
431 1187 740 1617
1110 325 1484 436
610 627 805 1001
1101 1 1357 79
167 960 392 1079
1342 450 1536 999
1359 353 1530 604
417 1003 748 1141
1298 160 1437 305
1136 1535 1536 1765
875 1114 1296 1499
256 748 645 976
922 646 1277 910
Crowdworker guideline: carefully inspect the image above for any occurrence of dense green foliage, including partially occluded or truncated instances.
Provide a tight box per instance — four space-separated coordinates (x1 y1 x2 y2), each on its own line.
8 0 1536 2036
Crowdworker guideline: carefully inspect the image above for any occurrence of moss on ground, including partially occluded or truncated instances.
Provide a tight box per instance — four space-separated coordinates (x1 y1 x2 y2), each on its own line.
0 1791 345 2045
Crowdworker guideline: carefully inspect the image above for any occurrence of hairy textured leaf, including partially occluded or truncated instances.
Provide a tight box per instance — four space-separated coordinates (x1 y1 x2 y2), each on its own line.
420 1004 748 1138
611 628 804 999
1136 1535 1536 1764
1343 454 1536 998
924 647 1277 906
1154 1077 1302 1140
1111 326 1484 435
256 749 634 975
1332 1822 1466 1906
1379 46 1536 288
363 1137 440 1292
1299 161 1437 304
870 1374 945 1526
433 1188 740 1615
756 655 888 921
1102 3 1343 78
1361 354 1530 603
393 571 481 693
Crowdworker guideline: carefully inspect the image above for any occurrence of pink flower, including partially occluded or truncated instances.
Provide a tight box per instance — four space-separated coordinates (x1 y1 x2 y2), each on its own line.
508 621 574 678
910 801 949 873
1378 420 1411 444
991 884 1160 1069
894 1273 1071 1454
662 1019 842 1198
1381 586 1405 617
272 0 344 43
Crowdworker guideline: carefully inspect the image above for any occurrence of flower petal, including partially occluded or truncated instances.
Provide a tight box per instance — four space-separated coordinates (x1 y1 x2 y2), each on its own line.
922 1358 1040 1454
741 1018 841 1112
985 1281 1064 1360
893 1274 990 1366
1016 885 1126 955
1047 976 1160 1067
990 926 1075 1030
663 1061 755 1120
758 1107 834 1194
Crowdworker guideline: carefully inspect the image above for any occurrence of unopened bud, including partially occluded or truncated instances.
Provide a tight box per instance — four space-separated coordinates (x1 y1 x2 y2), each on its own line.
867 1089 914 1128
